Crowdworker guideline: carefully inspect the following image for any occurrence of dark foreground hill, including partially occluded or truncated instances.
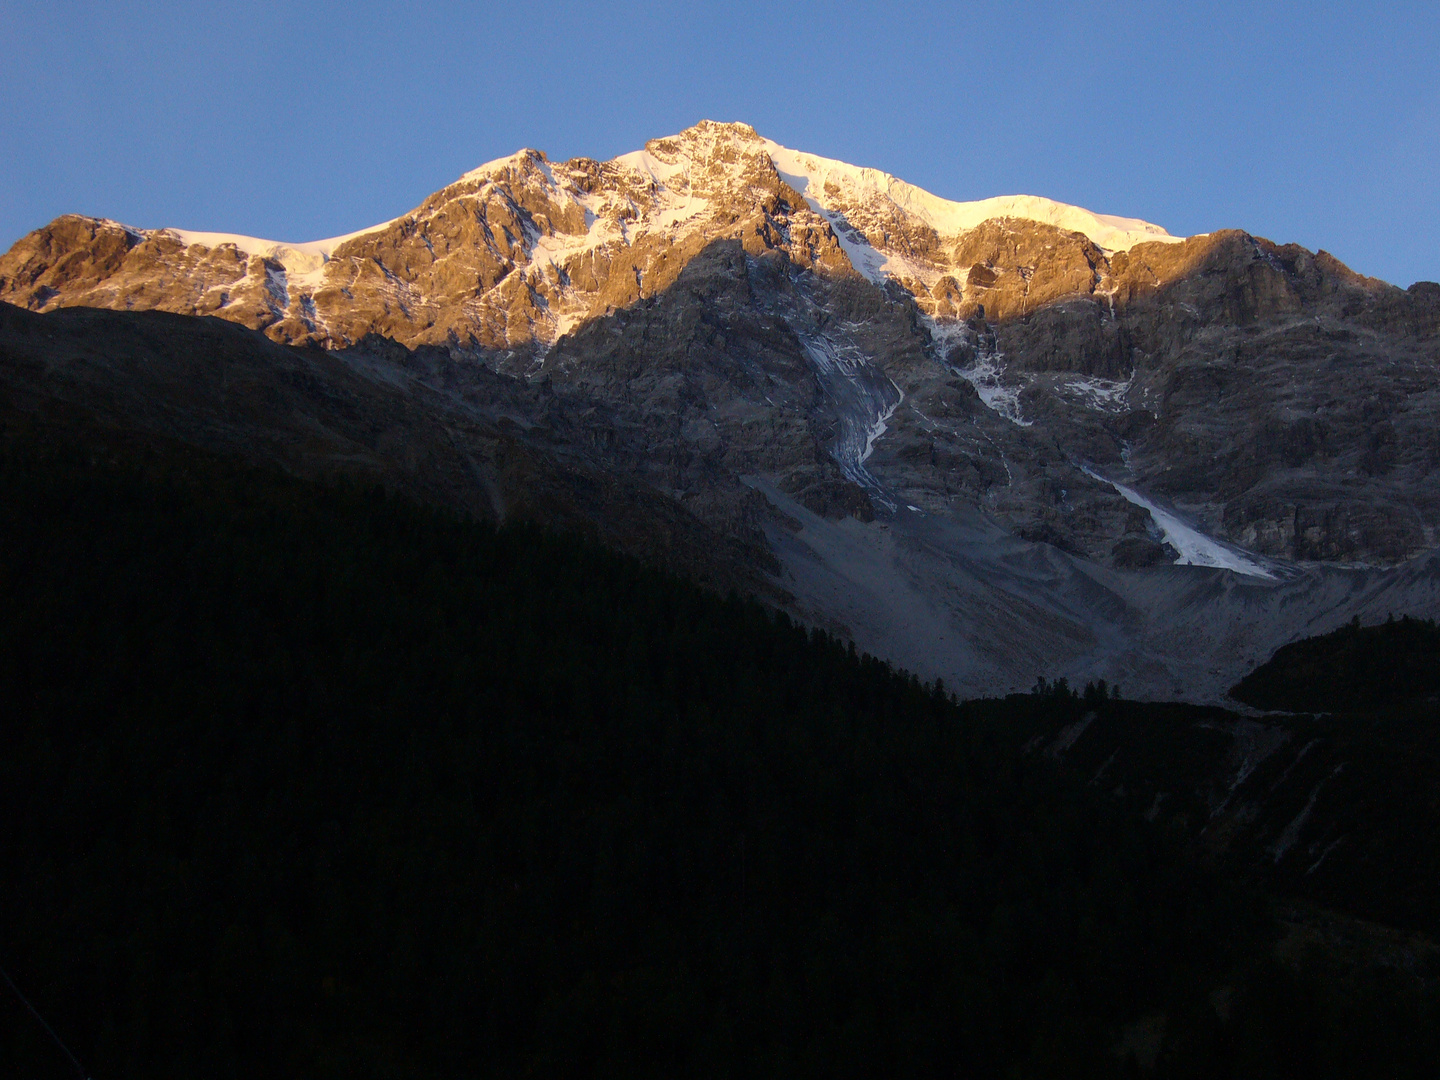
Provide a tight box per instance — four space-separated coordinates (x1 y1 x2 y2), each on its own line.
1230 615 1440 713
1 429 1438 1078
1009 691 1440 941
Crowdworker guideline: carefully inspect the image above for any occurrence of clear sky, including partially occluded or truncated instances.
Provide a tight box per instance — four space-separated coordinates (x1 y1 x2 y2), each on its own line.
3 0 1436 286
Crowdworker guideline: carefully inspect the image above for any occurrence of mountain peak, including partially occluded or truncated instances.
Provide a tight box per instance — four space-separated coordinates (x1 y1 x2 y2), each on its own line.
611 123 1184 258
1 121 1195 355
2 120 1434 699
459 146 551 184
655 119 762 146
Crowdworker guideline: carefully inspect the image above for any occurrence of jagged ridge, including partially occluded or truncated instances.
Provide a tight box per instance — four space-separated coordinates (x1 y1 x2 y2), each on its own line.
0 120 1183 354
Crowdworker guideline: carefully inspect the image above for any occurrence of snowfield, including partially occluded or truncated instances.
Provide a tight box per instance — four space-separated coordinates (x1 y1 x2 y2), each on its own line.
1085 469 1276 578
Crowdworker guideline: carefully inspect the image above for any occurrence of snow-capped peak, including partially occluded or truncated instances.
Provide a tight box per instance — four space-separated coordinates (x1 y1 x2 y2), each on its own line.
86 120 1198 357
156 121 1181 284
761 139 1181 255
459 147 553 184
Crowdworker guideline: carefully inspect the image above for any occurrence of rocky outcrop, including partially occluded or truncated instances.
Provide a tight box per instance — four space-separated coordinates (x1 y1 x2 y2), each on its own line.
948 231 1440 565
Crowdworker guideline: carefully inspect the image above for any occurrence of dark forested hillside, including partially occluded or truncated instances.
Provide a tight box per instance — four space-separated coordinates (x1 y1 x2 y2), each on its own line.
1 431 1437 1078
1231 615 1440 713
1002 693 1440 941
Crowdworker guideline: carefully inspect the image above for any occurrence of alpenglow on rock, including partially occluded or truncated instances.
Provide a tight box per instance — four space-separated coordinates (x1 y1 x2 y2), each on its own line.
4 119 1439 588
0 120 1184 354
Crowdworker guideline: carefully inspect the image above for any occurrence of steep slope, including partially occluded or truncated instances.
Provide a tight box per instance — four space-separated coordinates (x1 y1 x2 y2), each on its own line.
8 297 1440 703
1015 692 1440 940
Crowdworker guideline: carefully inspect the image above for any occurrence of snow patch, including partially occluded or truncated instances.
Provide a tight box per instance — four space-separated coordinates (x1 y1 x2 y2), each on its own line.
927 317 1031 425
1271 765 1344 864
1057 374 1133 412
459 148 547 183
166 216 401 275
1046 712 1095 759
798 327 903 511
1083 467 1276 578
764 140 1184 254
805 203 934 286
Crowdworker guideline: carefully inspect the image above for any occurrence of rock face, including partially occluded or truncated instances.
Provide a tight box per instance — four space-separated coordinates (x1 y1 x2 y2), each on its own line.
0 125 851 355
3 119 1439 576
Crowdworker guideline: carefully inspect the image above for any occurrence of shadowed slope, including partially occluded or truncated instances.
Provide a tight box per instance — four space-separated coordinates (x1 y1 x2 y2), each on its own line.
4 434 1438 1078
0 300 777 596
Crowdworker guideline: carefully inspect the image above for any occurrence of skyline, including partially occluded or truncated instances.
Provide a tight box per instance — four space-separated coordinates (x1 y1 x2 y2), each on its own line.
3 0 1437 287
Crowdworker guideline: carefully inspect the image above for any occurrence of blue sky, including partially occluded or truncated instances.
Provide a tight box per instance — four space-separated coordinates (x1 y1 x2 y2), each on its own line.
3 1 1436 285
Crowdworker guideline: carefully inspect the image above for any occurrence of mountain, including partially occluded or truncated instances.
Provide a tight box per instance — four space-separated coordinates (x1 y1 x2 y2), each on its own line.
0 121 1179 353
4 120 1440 698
